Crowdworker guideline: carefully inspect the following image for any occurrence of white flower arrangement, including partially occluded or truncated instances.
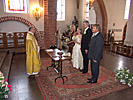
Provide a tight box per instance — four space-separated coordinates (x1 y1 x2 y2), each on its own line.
0 71 12 100
115 67 133 87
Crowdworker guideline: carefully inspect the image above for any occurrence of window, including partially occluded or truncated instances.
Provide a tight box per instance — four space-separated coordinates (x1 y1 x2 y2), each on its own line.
85 0 89 20
57 0 65 21
124 0 131 19
4 0 29 13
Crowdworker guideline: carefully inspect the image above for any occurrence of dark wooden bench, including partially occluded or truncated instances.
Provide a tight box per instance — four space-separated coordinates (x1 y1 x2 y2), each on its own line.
109 43 133 58
0 52 13 79
0 51 7 69
0 32 27 49
110 43 118 53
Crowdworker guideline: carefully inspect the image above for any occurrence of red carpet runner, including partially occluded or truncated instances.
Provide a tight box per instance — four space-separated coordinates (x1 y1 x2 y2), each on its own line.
35 58 129 100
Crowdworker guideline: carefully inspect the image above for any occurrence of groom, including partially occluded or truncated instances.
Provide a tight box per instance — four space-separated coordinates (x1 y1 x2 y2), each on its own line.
81 20 92 73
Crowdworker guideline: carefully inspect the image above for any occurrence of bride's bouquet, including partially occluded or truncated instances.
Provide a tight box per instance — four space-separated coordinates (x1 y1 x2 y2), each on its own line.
65 38 70 42
72 36 77 41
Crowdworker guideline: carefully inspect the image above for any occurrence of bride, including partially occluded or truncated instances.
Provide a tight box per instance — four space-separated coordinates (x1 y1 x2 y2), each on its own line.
72 27 83 70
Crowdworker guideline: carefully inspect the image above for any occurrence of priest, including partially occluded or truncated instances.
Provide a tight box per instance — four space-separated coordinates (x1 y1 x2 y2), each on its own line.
26 27 41 75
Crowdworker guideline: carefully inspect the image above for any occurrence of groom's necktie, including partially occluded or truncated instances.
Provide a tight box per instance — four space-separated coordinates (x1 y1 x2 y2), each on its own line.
91 34 95 38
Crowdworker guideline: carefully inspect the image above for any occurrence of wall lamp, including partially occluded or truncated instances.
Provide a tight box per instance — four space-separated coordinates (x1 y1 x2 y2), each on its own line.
33 5 43 21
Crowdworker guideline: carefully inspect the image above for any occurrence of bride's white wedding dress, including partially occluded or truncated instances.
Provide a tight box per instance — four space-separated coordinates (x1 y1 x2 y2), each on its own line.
72 35 83 70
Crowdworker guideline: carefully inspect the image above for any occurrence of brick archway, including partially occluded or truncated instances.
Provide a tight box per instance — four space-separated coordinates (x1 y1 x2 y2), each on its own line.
0 16 38 31
0 16 45 49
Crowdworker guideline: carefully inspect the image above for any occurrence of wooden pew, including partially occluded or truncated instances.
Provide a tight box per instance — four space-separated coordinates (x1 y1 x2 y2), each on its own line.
110 43 118 53
124 46 131 57
0 32 27 49
110 42 133 58
14 32 27 48
130 47 133 58
0 33 7 49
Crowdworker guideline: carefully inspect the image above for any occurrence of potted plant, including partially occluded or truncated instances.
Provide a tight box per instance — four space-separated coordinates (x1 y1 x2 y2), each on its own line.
0 71 12 100
115 67 133 87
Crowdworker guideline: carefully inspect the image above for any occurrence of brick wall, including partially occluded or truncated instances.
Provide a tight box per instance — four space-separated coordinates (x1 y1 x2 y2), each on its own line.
44 0 57 49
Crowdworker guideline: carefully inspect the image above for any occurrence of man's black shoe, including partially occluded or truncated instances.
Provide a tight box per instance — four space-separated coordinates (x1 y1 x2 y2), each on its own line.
82 71 88 74
87 78 91 80
87 80 97 84
80 69 83 72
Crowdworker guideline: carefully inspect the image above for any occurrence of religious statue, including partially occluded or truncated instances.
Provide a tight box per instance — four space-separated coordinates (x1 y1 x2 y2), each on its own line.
107 30 111 45
72 16 78 31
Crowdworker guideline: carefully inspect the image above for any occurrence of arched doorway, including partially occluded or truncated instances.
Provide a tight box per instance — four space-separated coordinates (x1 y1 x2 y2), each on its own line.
95 0 108 39
122 22 128 42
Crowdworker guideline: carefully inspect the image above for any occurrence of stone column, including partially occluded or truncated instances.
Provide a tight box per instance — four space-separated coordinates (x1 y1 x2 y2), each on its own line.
125 0 133 46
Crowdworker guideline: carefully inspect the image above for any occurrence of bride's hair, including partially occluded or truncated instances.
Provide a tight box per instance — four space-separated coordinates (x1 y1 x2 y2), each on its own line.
70 25 76 32
77 27 83 34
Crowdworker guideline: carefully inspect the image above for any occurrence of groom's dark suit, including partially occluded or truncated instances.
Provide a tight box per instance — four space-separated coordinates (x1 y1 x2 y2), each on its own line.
88 32 104 82
81 28 92 73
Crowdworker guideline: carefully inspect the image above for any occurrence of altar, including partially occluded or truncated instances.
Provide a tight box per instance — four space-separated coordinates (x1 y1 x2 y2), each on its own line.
45 48 71 84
